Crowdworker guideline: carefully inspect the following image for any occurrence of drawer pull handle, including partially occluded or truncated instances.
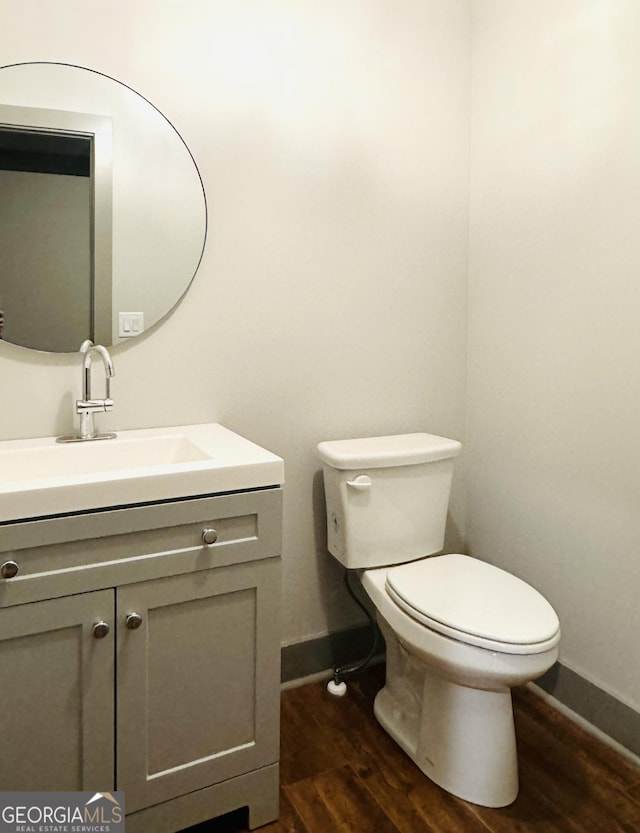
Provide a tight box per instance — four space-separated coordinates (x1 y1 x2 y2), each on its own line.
0 560 19 579
202 528 218 546
92 621 110 639
125 612 143 630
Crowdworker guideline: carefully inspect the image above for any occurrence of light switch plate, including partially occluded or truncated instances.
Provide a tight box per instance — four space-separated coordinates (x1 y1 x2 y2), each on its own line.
118 312 144 338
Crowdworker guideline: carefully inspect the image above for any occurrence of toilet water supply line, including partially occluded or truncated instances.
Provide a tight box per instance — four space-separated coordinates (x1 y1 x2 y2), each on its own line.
327 569 379 697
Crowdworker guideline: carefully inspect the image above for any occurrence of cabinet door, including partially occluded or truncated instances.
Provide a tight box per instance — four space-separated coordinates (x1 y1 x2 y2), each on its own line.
117 558 280 813
0 590 115 791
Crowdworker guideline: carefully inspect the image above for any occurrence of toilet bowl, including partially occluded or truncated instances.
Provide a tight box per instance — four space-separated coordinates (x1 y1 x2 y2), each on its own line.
362 557 559 807
317 433 561 808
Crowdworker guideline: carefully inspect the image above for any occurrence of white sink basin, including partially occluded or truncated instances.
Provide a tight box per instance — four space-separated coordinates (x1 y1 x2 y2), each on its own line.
0 424 284 522
1 435 211 480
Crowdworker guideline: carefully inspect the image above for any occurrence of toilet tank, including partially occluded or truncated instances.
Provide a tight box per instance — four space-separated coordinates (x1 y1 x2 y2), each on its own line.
317 433 462 569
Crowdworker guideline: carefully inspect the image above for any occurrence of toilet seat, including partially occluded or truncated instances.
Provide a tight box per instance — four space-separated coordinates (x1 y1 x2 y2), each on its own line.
385 554 561 655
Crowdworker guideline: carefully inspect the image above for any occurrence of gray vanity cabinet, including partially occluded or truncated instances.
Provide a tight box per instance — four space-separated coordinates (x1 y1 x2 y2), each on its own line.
0 589 115 791
0 487 282 833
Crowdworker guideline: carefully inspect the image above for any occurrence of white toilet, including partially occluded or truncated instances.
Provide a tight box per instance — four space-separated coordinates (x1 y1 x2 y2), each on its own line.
317 432 560 808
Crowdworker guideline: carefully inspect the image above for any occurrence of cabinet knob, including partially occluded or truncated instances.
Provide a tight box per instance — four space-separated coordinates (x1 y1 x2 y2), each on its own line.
92 621 110 639
125 612 143 630
0 560 19 579
202 528 218 546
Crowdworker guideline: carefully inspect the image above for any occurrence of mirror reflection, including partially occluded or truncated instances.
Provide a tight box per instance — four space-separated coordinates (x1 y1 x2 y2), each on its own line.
0 62 207 353
0 104 112 351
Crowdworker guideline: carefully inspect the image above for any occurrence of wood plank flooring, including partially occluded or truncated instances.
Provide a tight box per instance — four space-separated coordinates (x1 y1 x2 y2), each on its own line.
184 666 640 833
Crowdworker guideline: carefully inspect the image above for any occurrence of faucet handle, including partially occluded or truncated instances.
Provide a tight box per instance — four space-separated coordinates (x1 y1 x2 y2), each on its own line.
76 398 113 414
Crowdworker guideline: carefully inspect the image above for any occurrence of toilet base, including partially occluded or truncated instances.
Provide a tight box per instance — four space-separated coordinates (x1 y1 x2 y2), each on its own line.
375 621 519 808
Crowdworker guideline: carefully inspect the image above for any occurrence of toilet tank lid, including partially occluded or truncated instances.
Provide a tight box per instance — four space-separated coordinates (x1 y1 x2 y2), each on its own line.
316 433 462 470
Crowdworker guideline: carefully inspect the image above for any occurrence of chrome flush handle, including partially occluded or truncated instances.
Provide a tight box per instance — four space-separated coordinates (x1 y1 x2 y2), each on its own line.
346 475 373 491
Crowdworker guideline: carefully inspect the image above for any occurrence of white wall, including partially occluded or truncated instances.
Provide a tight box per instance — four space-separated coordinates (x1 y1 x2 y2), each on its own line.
468 0 640 712
0 0 470 645
3 0 638 724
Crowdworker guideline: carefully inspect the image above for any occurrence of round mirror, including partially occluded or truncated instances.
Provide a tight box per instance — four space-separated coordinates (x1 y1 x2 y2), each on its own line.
0 62 207 353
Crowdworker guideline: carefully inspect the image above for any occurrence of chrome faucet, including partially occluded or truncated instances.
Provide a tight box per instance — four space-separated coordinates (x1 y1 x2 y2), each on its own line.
57 340 117 443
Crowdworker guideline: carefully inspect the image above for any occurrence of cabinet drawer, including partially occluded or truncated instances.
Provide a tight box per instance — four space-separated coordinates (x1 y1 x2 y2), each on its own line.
0 488 282 607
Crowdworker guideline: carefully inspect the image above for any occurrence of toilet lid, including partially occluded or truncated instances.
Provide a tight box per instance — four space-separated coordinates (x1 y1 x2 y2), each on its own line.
385 554 560 653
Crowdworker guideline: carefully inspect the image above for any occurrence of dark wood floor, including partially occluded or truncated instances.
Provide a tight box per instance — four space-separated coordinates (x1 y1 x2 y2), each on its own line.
186 665 640 833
